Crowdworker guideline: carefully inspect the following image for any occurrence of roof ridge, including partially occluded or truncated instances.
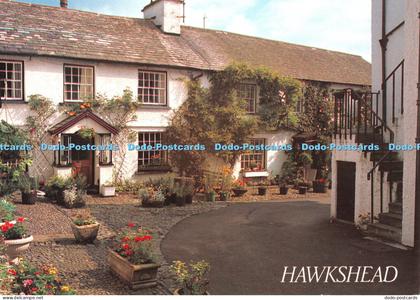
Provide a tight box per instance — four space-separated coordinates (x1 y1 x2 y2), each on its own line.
181 25 366 60
6 0 146 21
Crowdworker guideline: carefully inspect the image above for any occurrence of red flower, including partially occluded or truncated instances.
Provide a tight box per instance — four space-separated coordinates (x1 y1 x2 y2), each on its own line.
127 223 135 228
134 236 143 242
122 244 130 250
1 225 8 233
121 236 130 242
143 235 152 241
7 269 16 276
17 217 25 223
32 287 38 292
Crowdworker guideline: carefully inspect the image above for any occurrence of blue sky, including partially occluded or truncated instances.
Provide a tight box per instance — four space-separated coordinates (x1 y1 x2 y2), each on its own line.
16 0 372 62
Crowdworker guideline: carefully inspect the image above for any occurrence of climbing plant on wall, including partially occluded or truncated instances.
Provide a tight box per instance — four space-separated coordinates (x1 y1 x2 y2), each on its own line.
166 63 302 176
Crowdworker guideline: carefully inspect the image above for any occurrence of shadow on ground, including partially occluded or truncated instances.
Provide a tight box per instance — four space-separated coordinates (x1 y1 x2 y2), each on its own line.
161 201 420 295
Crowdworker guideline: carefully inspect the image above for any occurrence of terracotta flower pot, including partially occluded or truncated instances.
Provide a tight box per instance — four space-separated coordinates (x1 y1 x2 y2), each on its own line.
71 223 100 244
108 249 160 290
4 235 33 263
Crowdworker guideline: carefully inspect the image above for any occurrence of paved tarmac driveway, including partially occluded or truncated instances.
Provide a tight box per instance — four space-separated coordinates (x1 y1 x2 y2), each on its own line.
161 201 419 295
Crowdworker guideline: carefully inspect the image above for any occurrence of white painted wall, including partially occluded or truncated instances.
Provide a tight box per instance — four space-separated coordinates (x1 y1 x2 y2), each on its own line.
332 0 418 247
401 0 419 247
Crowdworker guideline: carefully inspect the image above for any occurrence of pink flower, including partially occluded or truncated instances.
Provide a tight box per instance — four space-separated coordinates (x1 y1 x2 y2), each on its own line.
23 279 34 287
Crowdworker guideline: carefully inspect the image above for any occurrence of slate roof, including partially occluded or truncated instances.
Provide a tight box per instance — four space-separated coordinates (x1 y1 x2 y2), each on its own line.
0 0 371 85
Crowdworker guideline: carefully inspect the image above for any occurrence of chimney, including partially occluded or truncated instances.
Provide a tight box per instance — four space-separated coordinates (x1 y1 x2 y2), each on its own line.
142 0 184 35
60 0 68 8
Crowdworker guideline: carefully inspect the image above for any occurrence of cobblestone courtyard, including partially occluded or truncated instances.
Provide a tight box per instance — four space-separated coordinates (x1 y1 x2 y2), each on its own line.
14 194 227 295
11 190 330 295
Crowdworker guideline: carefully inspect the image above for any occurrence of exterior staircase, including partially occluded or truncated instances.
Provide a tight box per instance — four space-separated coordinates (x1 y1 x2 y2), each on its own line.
333 89 404 244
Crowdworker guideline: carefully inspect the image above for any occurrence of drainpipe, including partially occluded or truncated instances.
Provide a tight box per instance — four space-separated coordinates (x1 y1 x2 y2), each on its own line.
380 0 388 123
414 12 420 250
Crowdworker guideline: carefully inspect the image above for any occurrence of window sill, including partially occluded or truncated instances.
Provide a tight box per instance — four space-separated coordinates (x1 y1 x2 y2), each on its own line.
242 171 269 178
138 105 171 110
99 163 114 167
137 165 172 173
0 100 27 104
53 164 72 168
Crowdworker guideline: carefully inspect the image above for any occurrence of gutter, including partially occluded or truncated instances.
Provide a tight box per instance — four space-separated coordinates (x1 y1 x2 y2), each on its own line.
415 12 420 250
380 0 388 123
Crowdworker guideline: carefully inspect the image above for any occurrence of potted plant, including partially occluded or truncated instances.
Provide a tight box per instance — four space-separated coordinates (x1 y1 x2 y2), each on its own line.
71 213 100 244
357 213 371 232
183 183 194 204
1 217 33 263
297 180 308 195
313 178 327 193
139 187 165 208
108 223 160 290
219 190 230 201
206 190 217 202
173 183 187 207
258 186 267 196
279 182 289 195
18 174 38 205
45 176 71 205
232 179 248 197
279 160 298 195
8 260 75 295
171 260 210 295
257 179 269 196
0 200 16 225
102 181 116 197
63 185 87 209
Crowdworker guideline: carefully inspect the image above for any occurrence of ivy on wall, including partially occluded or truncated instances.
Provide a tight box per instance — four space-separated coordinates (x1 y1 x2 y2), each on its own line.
166 63 303 176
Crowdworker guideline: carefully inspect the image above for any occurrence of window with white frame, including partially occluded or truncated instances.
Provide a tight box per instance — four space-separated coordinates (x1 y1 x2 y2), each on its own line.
138 71 167 105
138 132 168 170
64 65 94 102
0 61 23 100
241 138 266 171
238 83 257 113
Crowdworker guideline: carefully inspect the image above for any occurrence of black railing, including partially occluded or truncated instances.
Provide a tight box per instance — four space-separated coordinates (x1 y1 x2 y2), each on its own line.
333 89 402 224
384 60 404 125
333 90 394 144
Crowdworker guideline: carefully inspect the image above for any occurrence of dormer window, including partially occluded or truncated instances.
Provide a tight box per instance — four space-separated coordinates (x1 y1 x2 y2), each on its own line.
238 83 257 113
64 65 94 102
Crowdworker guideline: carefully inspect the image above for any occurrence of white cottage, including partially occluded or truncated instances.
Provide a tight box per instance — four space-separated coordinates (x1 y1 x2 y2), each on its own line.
331 0 419 249
0 0 370 194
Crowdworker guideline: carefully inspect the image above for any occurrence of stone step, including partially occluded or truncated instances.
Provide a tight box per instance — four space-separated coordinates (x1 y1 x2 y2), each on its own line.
388 171 403 182
378 212 402 228
379 161 403 172
367 223 401 243
389 202 402 214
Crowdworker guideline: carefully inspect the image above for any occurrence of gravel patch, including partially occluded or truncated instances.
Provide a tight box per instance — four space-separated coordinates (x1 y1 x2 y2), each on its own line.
16 193 227 295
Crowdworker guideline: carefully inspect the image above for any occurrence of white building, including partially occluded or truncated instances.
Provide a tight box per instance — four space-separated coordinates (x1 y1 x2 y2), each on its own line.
0 0 369 195
331 0 420 248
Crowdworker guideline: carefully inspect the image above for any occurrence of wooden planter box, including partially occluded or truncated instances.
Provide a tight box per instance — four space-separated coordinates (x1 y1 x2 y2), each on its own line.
108 250 160 290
